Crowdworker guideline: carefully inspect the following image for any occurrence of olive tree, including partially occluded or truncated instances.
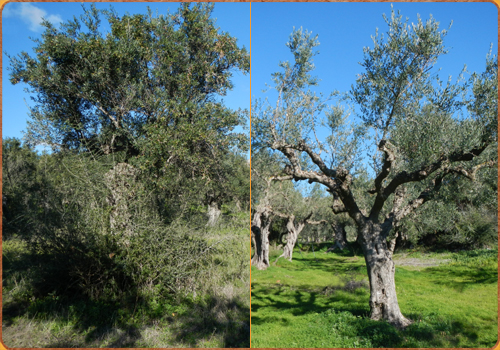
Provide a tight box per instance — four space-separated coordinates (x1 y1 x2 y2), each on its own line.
7 3 250 218
252 11 497 328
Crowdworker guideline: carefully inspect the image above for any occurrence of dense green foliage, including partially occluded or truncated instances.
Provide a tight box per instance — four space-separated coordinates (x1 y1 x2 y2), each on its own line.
2 140 250 347
3 3 250 347
251 246 498 347
7 3 249 203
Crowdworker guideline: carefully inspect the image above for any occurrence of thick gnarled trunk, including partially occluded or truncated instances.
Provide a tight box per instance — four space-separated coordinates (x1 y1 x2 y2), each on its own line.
275 213 313 262
333 223 347 249
251 206 273 270
206 200 221 226
326 222 348 252
358 222 412 328
105 163 139 244
280 227 297 261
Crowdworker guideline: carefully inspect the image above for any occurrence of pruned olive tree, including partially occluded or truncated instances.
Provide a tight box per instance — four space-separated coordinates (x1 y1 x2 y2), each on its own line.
250 169 293 270
252 11 497 328
268 181 331 262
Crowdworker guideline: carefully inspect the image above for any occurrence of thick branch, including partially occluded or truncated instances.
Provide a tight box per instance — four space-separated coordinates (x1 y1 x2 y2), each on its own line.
445 160 496 181
370 141 493 218
392 163 482 223
369 139 396 195
385 143 491 197
272 141 366 226
331 192 348 214
305 219 329 225
295 140 340 178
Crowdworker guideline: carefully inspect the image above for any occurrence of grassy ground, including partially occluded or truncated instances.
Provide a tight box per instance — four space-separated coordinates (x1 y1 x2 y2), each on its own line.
2 216 250 348
251 244 498 348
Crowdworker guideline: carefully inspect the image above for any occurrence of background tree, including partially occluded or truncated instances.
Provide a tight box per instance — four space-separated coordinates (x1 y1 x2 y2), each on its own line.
2 138 42 238
268 181 324 262
395 164 497 250
252 11 497 328
250 168 290 270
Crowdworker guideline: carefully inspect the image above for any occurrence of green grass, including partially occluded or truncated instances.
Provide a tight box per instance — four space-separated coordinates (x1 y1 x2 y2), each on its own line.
3 216 250 348
251 244 498 348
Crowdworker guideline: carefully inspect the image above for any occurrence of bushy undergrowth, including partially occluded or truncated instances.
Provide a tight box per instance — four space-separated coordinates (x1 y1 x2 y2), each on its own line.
450 249 497 267
3 149 250 347
3 218 250 348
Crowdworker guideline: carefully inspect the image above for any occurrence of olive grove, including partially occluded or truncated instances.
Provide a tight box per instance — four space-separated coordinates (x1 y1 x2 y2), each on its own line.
252 10 497 328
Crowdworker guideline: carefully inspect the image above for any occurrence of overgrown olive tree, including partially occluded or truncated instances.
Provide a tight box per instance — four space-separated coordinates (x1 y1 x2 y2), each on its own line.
252 11 497 328
7 3 249 216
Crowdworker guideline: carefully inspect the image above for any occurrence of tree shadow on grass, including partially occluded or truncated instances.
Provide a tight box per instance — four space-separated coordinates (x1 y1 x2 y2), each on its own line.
424 265 497 291
171 292 250 348
251 281 370 326
251 260 491 347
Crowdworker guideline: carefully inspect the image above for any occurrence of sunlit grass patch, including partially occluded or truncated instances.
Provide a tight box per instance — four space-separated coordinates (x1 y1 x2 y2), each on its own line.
251 246 497 348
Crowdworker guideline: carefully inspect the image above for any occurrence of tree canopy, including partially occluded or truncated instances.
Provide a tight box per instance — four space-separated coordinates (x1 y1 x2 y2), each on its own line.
8 3 249 185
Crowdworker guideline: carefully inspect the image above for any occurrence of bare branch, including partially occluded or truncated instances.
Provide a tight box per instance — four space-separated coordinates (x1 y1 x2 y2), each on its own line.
445 160 496 181
369 139 396 195
272 142 366 225
305 219 329 225
370 141 494 218
390 159 492 223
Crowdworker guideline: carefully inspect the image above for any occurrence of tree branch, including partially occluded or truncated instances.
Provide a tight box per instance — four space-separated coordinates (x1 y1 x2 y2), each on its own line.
390 159 493 223
272 141 366 226
305 219 329 225
369 140 396 195
371 141 494 219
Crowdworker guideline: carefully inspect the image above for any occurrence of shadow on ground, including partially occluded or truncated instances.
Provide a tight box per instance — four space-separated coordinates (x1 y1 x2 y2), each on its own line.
251 250 493 348
171 293 250 348
3 250 250 348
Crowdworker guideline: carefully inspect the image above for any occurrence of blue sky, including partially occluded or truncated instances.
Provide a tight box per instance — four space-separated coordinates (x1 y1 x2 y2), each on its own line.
2 2 498 151
252 2 498 100
2 2 250 141
251 2 497 179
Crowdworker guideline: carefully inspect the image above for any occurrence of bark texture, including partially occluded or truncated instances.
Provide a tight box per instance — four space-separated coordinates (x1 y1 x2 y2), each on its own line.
358 222 412 328
280 216 300 261
275 212 313 262
105 163 139 242
206 200 222 226
251 205 273 270
330 222 348 251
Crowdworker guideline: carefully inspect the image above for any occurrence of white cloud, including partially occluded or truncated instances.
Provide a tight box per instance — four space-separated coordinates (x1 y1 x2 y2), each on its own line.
3 3 62 32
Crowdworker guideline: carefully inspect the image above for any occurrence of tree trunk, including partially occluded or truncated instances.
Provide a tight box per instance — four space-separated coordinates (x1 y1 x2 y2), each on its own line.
358 222 412 328
278 216 300 261
334 223 347 248
206 200 221 226
276 213 313 262
281 226 298 261
395 230 411 250
251 206 272 270
105 163 139 243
